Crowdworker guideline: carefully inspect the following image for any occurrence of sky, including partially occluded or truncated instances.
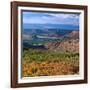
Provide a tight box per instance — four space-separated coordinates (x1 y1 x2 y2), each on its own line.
22 11 80 26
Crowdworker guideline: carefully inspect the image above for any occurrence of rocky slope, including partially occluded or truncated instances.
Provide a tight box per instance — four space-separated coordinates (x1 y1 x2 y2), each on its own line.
64 30 79 39
45 39 79 53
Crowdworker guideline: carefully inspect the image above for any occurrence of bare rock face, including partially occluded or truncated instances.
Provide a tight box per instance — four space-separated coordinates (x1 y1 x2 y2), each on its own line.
65 31 79 39
44 30 79 53
44 39 79 53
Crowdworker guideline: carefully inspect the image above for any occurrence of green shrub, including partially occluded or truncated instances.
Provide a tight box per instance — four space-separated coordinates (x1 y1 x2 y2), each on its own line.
23 49 79 63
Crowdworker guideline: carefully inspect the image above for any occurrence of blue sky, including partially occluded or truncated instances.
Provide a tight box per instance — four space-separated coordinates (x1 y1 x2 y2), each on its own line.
22 11 80 26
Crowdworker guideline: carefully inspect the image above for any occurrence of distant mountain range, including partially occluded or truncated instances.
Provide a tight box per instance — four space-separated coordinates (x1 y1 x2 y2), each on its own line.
23 28 79 40
23 24 79 30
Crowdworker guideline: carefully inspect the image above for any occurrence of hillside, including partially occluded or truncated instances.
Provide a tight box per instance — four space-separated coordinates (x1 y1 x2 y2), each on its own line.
44 39 79 53
64 30 79 39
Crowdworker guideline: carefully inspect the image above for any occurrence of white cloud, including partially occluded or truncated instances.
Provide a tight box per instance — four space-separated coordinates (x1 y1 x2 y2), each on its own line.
23 17 48 24
23 13 79 26
48 13 79 19
49 14 70 18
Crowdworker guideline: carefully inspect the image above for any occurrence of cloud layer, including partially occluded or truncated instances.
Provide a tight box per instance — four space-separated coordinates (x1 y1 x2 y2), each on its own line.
22 11 80 26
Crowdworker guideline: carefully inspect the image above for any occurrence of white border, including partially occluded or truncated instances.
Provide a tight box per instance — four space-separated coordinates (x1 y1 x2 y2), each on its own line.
18 6 84 83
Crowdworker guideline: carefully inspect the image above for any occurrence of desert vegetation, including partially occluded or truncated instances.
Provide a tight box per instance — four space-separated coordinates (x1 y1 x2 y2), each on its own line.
22 48 79 77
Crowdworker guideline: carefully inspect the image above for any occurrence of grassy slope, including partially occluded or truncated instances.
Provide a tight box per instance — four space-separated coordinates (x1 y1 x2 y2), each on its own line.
22 49 79 77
